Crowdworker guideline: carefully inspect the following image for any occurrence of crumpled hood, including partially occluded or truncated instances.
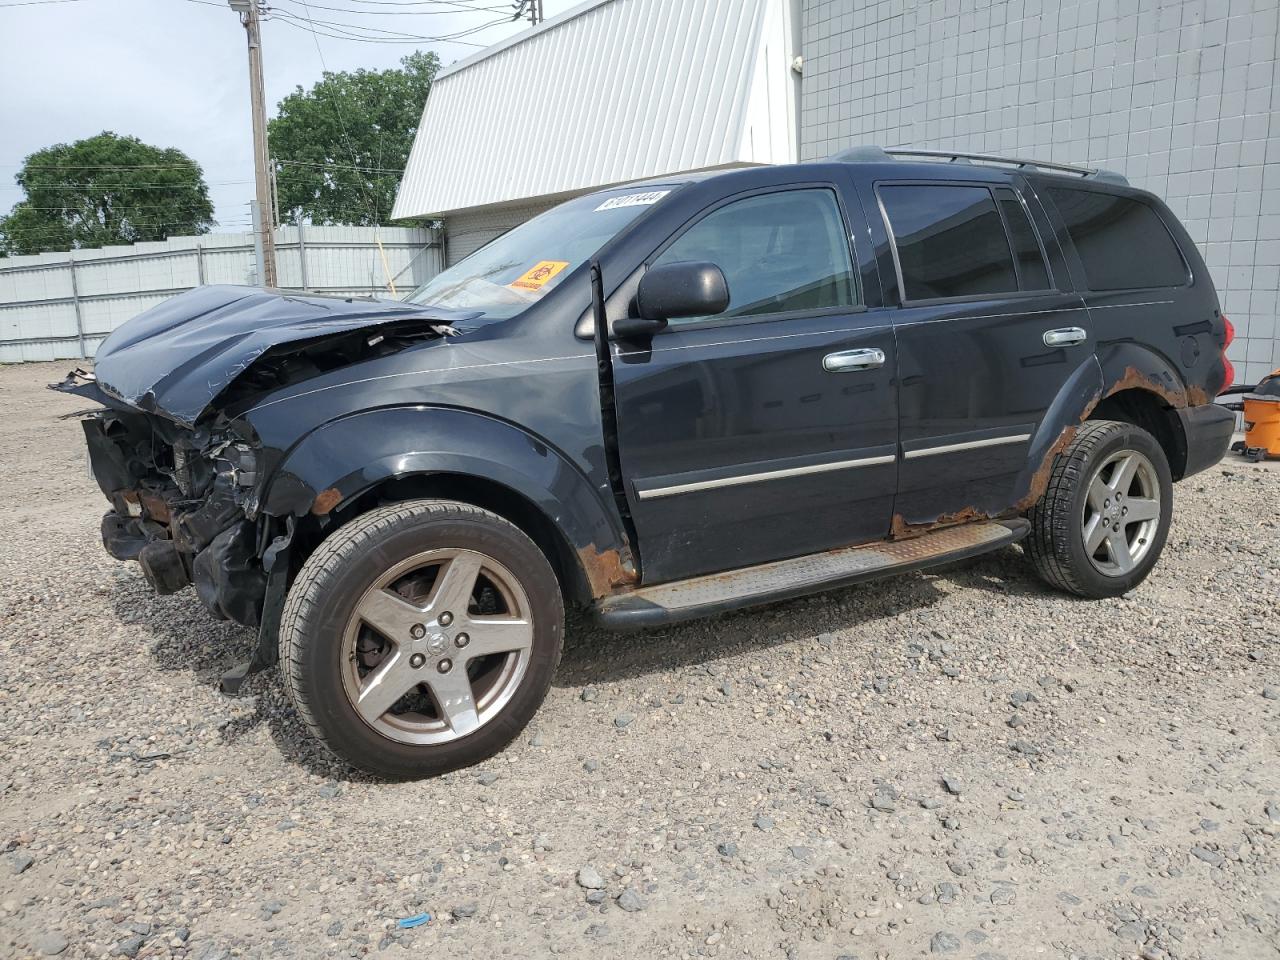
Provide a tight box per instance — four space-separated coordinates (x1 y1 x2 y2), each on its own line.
91 284 469 426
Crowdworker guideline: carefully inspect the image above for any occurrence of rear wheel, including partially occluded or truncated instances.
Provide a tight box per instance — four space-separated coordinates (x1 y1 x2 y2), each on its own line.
1026 419 1173 598
279 499 563 779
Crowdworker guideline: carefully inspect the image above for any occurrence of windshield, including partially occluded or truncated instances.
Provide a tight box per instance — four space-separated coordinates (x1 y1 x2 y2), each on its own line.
406 187 675 320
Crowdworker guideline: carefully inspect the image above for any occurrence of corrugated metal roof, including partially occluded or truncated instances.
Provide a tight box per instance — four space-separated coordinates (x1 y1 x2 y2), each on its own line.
392 0 799 219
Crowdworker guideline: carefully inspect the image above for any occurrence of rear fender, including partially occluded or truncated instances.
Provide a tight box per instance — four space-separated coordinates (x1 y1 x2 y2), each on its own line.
259 406 636 599
1096 341 1206 408
1014 343 1199 510
1012 355 1105 511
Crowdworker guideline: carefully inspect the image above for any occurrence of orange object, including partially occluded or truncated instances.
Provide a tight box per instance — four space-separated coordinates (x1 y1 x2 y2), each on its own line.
1239 368 1280 460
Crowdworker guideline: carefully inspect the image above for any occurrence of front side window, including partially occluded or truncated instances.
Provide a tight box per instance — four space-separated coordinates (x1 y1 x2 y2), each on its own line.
1047 187 1188 291
651 188 858 324
880 184 1019 300
406 187 674 322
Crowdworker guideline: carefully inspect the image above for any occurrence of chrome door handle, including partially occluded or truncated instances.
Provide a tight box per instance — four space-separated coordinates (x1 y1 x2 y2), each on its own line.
823 347 886 372
1043 326 1087 347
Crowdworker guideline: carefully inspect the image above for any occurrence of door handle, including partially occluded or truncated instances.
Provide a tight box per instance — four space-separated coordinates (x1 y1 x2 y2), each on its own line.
1043 326 1087 347
823 347 886 372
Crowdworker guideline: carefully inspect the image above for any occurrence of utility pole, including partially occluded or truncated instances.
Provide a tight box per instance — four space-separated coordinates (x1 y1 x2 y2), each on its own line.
230 0 278 287
514 0 542 26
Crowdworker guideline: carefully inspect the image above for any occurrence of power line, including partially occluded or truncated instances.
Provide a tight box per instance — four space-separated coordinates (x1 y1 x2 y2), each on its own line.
277 158 403 172
19 205 231 211
0 0 96 7
0 180 253 189
269 0 508 15
266 5 509 42
301 0 510 8
1 162 205 169
285 0 385 225
272 7 478 39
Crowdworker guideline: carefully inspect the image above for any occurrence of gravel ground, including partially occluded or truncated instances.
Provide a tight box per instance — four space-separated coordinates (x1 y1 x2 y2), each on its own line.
1 358 1278 960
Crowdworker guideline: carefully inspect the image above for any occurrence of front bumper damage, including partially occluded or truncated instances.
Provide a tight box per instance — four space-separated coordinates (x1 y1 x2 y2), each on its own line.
53 287 476 692
76 391 291 692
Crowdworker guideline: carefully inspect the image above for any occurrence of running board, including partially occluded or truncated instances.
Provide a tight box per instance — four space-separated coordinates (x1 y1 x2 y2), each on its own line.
595 519 1029 630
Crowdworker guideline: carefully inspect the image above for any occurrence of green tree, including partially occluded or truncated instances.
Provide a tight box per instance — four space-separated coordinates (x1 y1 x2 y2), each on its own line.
0 132 215 256
269 50 440 226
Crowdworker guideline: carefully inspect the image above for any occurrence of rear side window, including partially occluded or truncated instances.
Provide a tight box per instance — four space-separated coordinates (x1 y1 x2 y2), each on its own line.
880 185 1019 300
995 188 1050 289
1047 187 1187 291
653 188 859 323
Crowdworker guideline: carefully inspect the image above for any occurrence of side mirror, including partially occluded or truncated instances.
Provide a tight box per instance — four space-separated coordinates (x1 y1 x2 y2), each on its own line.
611 261 730 339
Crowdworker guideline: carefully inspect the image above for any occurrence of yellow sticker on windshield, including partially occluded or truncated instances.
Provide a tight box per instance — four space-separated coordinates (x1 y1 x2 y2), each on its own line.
510 260 569 291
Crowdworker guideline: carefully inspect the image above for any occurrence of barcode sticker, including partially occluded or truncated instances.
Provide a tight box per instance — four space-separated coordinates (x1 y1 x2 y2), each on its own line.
594 190 670 211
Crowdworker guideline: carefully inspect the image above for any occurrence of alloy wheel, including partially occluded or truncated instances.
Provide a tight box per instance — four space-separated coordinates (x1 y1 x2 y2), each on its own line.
1080 449 1161 576
339 548 534 745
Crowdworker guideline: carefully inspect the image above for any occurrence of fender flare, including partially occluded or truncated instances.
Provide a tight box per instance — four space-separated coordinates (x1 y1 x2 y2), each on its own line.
1095 340 1207 408
259 405 635 599
1013 343 1193 511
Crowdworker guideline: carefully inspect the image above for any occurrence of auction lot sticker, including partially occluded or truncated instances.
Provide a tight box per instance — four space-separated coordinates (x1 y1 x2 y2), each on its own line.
594 190 670 211
510 260 570 291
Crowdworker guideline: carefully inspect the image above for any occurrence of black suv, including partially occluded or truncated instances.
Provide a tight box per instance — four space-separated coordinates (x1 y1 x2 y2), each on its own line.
62 148 1235 778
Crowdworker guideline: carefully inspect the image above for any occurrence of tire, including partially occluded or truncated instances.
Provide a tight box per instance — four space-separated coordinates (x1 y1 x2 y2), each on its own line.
279 499 564 779
1026 419 1173 599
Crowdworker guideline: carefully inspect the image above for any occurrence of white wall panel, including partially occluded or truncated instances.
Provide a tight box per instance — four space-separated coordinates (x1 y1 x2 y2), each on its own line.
800 0 1280 385
393 0 801 218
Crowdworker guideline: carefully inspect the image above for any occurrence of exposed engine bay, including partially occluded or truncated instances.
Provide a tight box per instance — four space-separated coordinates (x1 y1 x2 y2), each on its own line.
83 403 274 628
55 286 470 647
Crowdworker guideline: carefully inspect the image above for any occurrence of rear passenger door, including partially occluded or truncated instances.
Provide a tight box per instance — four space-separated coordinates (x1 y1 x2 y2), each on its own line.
860 177 1092 527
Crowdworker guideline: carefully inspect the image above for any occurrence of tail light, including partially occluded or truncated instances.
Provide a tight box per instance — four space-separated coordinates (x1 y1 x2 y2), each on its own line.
1219 314 1235 394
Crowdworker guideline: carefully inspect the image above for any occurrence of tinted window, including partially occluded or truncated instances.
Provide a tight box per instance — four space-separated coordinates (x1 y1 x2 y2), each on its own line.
1048 187 1187 290
880 185 1018 300
995 188 1051 289
653 188 858 323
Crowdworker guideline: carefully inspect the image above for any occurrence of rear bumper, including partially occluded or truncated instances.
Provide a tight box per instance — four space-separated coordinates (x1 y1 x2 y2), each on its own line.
1175 402 1235 478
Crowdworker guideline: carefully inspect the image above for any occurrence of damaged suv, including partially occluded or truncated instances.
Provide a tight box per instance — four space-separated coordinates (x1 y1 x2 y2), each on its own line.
62 148 1235 778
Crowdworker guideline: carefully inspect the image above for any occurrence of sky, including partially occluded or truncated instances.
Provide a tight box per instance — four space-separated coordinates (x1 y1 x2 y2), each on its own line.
0 0 577 229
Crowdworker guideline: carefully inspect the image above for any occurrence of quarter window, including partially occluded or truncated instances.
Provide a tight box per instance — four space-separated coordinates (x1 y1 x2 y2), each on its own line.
1047 187 1187 291
995 188 1051 289
880 184 1019 300
652 188 859 323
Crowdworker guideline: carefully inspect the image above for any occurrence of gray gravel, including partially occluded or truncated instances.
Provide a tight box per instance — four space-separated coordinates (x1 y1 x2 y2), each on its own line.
1 359 1278 959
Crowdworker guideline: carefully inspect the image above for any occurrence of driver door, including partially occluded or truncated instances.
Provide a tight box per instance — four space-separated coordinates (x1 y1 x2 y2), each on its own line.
608 181 899 584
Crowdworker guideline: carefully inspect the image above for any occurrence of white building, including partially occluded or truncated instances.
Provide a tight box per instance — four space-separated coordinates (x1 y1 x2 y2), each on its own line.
392 0 802 262
394 0 1280 385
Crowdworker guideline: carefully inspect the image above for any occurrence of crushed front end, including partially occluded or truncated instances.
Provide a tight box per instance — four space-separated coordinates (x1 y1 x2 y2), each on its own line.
80 396 282 630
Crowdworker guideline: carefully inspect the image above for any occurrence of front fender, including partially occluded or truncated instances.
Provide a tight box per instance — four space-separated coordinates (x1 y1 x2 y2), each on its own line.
259 406 635 598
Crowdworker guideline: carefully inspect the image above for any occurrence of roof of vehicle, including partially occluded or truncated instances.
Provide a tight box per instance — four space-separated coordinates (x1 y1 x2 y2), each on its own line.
825 145 1130 188
542 148 1142 223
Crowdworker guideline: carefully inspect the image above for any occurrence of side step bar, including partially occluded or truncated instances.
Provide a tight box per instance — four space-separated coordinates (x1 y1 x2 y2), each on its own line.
595 519 1029 630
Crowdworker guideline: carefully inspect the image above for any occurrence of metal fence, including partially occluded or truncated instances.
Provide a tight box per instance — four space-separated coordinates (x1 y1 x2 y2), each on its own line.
0 225 443 363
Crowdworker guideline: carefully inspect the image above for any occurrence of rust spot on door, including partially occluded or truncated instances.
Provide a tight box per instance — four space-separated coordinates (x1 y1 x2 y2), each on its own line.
890 505 988 540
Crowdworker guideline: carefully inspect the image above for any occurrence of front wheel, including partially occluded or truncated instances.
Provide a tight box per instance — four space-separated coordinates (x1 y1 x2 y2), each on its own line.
279 499 564 779
1026 419 1173 598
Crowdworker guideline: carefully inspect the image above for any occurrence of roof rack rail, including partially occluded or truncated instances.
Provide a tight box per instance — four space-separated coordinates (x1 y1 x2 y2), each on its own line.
829 145 1129 186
